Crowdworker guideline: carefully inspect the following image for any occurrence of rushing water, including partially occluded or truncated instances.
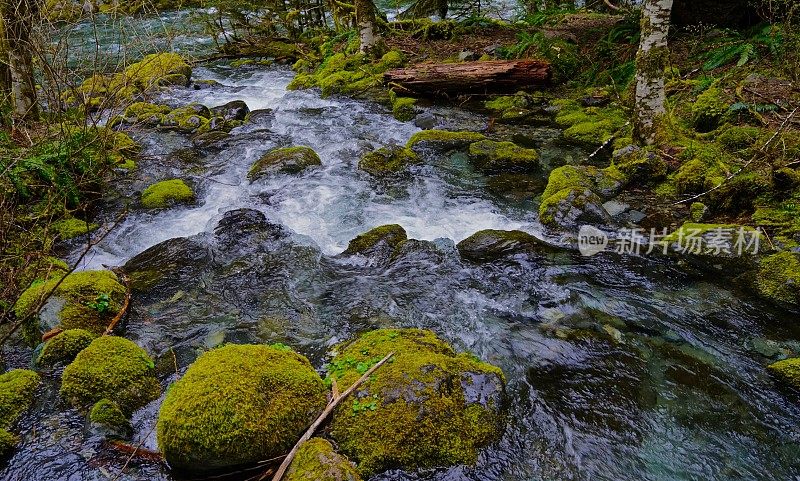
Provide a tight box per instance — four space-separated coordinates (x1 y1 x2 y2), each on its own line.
4 11 800 481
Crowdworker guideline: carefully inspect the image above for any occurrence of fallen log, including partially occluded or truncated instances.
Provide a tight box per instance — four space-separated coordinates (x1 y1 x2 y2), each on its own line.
384 60 551 96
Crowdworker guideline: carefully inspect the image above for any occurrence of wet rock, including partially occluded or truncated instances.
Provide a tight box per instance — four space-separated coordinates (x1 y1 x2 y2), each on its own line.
285 438 362 481
214 208 287 253
124 236 212 293
328 328 505 477
248 146 322 181
13 270 126 336
340 224 407 261
538 165 624 230
141 179 195 209
162 104 211 133
413 112 438 130
192 130 230 149
156 344 327 472
61 336 160 414
768 357 800 389
458 50 479 61
0 369 40 456
467 140 538 174
89 399 132 438
406 129 486 152
613 145 667 184
246 108 275 124
211 100 249 122
358 145 420 177
166 147 202 164
191 79 223 90
457 229 557 262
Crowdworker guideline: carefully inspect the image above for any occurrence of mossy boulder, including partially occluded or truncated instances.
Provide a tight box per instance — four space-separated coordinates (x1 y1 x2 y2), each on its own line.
248 146 322 181
406 130 486 151
211 100 250 122
538 165 623 229
717 125 762 152
13 270 126 335
690 202 708 222
467 140 539 174
457 229 556 262
124 52 192 90
341 224 407 258
162 104 211 133
141 179 195 209
0 369 40 428
0 429 16 457
691 86 727 133
51 217 98 240
61 336 160 413
392 97 417 122
485 93 531 112
121 102 171 126
768 357 800 389
756 251 800 306
156 343 328 472
554 100 628 146
89 398 131 437
358 146 420 177
612 145 667 184
328 328 505 476
286 438 362 481
36 328 96 366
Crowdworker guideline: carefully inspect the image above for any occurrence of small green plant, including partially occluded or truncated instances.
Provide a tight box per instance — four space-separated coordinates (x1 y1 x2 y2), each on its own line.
351 395 378 416
86 292 111 314
702 24 784 71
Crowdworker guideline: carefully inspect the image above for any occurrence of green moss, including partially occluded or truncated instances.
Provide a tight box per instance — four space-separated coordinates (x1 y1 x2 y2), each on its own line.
554 103 628 146
392 97 417 122
540 165 594 201
690 202 708 222
691 86 727 133
89 398 130 432
123 53 192 91
141 179 195 209
406 130 486 150
672 142 730 195
123 102 171 125
613 147 667 183
37 329 96 366
358 146 420 176
13 270 126 335
662 223 762 255
343 224 407 256
286 437 362 481
0 429 16 457
162 104 211 133
757 251 800 306
61 336 160 414
717 126 762 152
262 41 299 59
51 217 98 240
0 369 40 428
457 229 554 262
328 328 505 476
379 50 406 69
485 93 530 112
769 357 800 388
157 344 328 472
467 140 539 174
248 146 322 181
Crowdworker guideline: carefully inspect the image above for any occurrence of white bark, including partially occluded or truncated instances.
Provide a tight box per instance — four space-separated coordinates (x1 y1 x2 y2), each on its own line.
634 0 673 145
355 0 379 55
3 0 38 122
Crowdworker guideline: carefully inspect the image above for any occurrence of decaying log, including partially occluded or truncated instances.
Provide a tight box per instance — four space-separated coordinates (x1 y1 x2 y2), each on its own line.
384 60 551 96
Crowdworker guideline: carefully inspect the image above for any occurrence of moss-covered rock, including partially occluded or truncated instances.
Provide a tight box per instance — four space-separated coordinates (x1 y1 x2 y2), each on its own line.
51 217 98 241
756 251 800 306
285 438 362 481
341 224 407 257
248 146 322 181
392 97 417 122
485 93 531 112
768 357 800 388
124 52 192 90
691 87 727 133
157 344 328 472
121 102 172 126
467 140 539 174
612 145 667 184
328 328 505 476
538 165 624 229
358 146 420 176
717 125 762 152
89 398 131 436
162 104 211 133
61 336 160 413
13 270 126 335
141 179 195 209
0 429 16 457
0 369 40 429
457 229 557 262
554 100 628 146
406 130 486 151
36 328 96 366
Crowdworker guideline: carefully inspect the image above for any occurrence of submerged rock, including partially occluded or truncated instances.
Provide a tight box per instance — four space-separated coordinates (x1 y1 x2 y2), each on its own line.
358 146 420 177
156 343 328 472
60 336 160 413
36 328 96 366
13 270 126 336
124 236 211 293
141 179 195 209
248 146 322 181
406 129 486 151
341 224 407 259
467 140 539 173
457 229 556 262
328 328 505 476
286 438 362 481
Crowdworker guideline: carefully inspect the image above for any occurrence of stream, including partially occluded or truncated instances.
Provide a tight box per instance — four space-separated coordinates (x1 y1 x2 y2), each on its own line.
3 11 800 481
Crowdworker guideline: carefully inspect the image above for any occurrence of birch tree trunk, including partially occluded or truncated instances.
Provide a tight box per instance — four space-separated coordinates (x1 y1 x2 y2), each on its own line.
354 0 379 55
2 0 38 122
633 0 673 145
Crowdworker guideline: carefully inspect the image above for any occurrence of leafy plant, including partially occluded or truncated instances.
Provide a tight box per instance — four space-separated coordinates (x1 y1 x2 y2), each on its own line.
703 25 784 71
86 292 111 314
351 395 379 416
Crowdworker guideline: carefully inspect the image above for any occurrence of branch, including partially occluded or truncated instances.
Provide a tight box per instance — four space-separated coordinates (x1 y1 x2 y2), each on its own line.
103 273 131 336
266 351 395 481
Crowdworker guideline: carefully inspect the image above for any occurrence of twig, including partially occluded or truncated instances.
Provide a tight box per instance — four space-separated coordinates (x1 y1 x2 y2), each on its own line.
672 106 798 205
267 351 395 481
103 273 131 336
109 423 157 481
588 121 630 161
603 0 621 11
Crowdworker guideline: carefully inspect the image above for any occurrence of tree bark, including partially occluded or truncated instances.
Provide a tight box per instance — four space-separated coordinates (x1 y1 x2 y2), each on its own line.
2 0 38 123
634 0 672 146
384 60 551 96
354 0 379 55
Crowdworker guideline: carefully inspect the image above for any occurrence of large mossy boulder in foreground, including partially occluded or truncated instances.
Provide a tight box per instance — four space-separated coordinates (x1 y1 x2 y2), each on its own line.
286 438 362 481
248 146 322 181
0 369 40 456
328 328 506 476
61 336 160 413
141 179 195 209
13 270 126 336
358 146 420 177
157 344 328 472
467 140 538 174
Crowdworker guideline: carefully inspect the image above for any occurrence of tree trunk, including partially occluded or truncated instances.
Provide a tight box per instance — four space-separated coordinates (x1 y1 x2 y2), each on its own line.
384 60 551 96
2 0 38 123
633 0 672 146
355 0 379 55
